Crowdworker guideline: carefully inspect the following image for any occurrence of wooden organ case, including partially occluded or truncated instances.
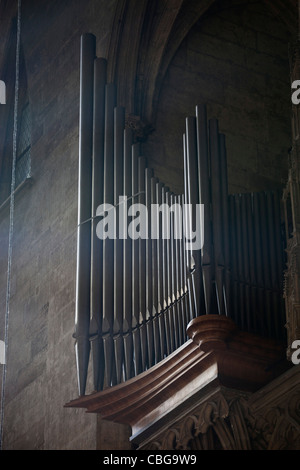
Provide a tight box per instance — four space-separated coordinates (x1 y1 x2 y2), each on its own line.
65 34 298 451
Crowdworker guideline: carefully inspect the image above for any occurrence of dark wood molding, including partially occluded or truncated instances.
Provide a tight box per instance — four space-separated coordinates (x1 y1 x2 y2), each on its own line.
65 315 290 444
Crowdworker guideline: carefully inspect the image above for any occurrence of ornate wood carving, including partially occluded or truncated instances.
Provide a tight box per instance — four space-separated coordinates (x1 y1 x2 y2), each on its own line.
244 367 300 450
138 367 300 450
138 389 252 450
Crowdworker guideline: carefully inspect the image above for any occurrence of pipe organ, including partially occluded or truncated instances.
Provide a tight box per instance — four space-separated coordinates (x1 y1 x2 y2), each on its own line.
74 34 286 397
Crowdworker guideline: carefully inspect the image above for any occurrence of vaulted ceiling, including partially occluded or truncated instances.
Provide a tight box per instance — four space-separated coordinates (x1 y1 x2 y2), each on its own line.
107 0 298 127
0 0 298 134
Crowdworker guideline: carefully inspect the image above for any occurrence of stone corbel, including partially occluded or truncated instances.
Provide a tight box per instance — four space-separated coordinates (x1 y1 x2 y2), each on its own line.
125 113 154 142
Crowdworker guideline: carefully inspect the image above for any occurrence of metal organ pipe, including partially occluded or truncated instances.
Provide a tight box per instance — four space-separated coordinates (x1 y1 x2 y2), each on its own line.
209 118 226 317
138 155 148 371
90 57 107 392
113 105 125 385
196 105 213 316
75 33 96 396
145 167 155 367
132 143 141 376
74 34 286 396
102 83 116 387
123 128 133 380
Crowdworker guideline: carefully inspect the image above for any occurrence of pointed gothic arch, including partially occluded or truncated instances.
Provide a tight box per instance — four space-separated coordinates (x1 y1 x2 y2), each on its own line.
105 0 297 140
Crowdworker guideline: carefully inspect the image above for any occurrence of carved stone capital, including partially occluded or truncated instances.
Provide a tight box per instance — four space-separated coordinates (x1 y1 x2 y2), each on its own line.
125 114 154 142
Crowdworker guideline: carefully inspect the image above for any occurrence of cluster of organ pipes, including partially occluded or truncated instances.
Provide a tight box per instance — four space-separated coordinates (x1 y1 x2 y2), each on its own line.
74 34 286 396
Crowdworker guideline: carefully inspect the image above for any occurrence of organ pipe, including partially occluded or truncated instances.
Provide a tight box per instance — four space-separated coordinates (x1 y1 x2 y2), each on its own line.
74 34 286 396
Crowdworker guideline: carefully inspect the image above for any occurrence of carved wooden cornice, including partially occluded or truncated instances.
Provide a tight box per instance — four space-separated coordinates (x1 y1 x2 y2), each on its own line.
65 315 291 449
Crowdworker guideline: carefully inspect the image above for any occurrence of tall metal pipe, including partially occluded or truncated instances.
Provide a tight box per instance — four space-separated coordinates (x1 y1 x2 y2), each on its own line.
169 192 176 351
174 194 183 347
209 118 225 316
185 116 203 316
138 156 148 370
166 191 172 308
273 190 285 339
235 193 246 330
218 133 230 316
183 133 196 321
162 186 169 312
102 83 116 387
196 105 213 315
113 105 125 385
90 57 107 392
75 33 96 396
178 194 188 338
245 193 257 333
145 167 155 366
253 192 265 336
123 128 133 380
241 193 251 331
156 181 167 358
259 191 272 337
266 191 283 339
171 192 179 353
151 176 161 362
162 187 171 355
228 194 239 325
132 143 142 375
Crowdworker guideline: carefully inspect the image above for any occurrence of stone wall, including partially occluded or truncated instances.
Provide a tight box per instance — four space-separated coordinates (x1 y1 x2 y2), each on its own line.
0 0 117 450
